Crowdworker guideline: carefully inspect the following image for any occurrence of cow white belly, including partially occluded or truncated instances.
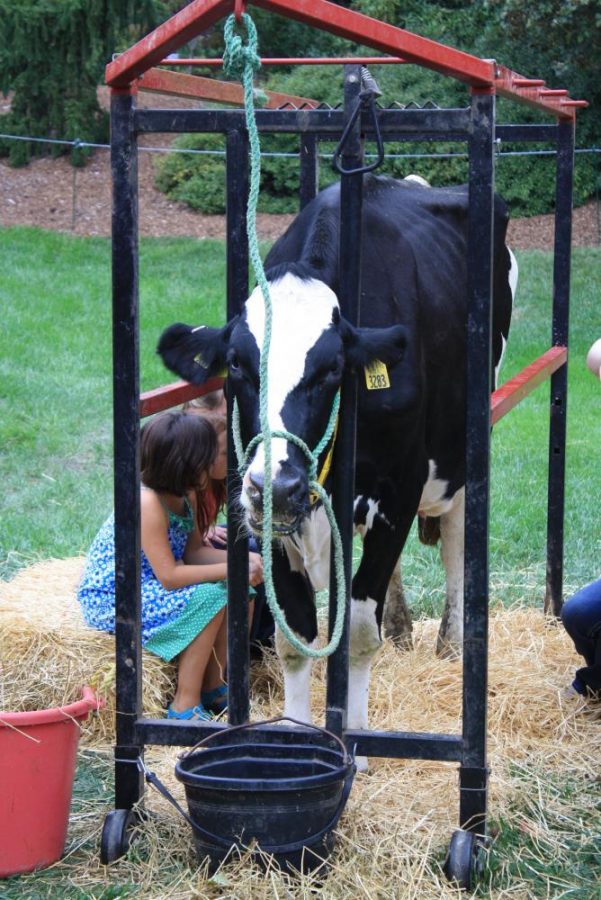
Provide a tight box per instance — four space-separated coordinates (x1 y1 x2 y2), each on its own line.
418 459 455 516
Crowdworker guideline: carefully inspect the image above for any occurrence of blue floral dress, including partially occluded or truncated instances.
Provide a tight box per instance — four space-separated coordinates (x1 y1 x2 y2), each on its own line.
78 496 227 661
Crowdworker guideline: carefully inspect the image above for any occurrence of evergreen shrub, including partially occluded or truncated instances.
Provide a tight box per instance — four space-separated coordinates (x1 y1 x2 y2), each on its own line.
0 0 163 167
154 132 321 215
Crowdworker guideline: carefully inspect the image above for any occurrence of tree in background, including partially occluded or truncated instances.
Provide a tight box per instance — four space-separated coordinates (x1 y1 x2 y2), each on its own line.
271 0 599 214
481 0 599 144
0 0 168 166
470 0 599 214
1 0 597 213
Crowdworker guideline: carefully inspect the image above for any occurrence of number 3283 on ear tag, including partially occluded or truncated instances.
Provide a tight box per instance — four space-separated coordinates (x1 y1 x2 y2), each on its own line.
364 360 390 390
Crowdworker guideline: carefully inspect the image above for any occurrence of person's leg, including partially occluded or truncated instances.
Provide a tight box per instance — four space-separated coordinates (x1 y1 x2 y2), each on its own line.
171 607 226 712
201 598 255 713
561 579 601 694
203 610 228 692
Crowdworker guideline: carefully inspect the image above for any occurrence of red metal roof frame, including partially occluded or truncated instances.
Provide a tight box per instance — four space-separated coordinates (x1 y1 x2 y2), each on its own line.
105 0 585 119
139 66 319 108
157 56 408 66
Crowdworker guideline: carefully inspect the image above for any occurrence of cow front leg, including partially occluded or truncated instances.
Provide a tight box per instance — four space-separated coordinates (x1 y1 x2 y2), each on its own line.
272 543 318 724
275 629 314 723
436 488 465 659
383 560 413 649
350 502 419 769
348 596 382 771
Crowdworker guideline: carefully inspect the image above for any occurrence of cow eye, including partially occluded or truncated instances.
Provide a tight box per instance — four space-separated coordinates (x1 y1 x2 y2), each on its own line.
316 360 341 388
326 359 342 379
228 352 240 371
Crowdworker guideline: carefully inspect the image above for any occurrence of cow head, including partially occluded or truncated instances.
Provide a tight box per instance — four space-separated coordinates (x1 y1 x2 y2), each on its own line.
158 273 406 537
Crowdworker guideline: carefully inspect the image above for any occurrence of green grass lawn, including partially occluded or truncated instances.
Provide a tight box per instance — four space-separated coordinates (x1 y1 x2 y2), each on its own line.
0 230 229 577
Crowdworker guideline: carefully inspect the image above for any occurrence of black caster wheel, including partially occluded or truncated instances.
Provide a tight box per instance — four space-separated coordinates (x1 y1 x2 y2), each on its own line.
444 829 483 891
100 808 135 864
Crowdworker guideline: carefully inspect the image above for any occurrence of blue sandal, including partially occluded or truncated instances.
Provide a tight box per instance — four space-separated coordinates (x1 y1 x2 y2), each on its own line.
166 703 213 721
201 683 228 715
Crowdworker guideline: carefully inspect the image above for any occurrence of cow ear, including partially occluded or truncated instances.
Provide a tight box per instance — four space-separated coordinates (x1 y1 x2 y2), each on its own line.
157 319 237 384
340 319 407 369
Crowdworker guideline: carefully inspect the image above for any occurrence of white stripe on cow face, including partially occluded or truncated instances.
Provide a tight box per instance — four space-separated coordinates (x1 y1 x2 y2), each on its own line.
245 273 339 479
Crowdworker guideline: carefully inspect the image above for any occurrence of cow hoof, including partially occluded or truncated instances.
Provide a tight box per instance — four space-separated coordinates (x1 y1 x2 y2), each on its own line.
436 636 462 660
354 755 369 773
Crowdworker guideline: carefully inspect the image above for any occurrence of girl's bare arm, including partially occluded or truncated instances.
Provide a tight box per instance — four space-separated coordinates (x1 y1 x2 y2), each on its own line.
140 490 227 590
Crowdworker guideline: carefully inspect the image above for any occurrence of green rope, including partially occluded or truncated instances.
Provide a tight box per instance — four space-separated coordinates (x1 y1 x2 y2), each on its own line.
223 13 347 659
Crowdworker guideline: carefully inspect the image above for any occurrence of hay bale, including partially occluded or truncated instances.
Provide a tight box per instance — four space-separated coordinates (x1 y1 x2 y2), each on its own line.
0 557 176 743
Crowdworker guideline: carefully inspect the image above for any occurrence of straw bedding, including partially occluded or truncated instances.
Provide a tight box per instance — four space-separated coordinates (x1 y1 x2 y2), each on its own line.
0 557 177 739
1 557 599 898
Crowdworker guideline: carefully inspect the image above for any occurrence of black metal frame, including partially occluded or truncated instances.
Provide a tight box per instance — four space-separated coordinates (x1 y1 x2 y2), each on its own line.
109 68 574 836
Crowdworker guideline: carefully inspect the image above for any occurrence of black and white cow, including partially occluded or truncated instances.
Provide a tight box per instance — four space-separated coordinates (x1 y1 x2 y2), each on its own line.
158 174 517 755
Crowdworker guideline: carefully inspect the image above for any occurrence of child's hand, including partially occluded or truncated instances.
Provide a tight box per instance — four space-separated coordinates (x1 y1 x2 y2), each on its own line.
203 524 228 547
248 551 264 587
211 525 228 547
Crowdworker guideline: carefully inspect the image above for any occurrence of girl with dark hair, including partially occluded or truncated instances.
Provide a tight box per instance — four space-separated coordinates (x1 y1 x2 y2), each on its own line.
182 400 275 657
78 411 262 720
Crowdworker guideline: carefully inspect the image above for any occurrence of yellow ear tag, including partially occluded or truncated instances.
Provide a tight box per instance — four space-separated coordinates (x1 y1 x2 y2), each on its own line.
364 360 391 390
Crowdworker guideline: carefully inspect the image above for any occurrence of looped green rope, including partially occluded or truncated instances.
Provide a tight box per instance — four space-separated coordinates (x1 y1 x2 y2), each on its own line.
223 14 261 81
224 13 347 659
237 391 340 483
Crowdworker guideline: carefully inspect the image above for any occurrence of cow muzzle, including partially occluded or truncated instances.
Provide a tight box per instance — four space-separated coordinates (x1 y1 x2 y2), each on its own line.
242 468 308 537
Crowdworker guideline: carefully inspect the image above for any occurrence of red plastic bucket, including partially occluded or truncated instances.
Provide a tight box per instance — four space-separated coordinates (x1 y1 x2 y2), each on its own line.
0 686 103 878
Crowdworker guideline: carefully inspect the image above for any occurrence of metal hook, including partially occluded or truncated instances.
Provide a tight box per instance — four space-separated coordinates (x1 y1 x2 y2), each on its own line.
332 89 385 176
234 0 246 22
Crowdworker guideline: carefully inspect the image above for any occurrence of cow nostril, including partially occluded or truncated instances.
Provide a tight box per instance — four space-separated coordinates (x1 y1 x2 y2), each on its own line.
247 472 263 506
286 474 303 502
249 472 264 494
273 472 304 509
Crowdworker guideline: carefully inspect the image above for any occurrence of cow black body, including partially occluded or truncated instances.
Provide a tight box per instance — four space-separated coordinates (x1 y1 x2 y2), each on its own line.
158 175 516 765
